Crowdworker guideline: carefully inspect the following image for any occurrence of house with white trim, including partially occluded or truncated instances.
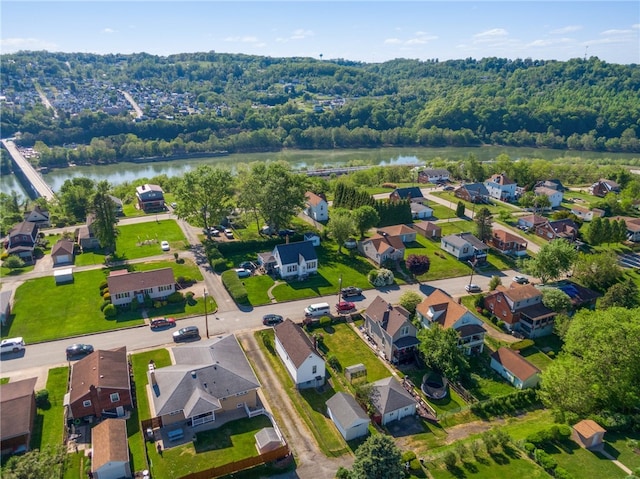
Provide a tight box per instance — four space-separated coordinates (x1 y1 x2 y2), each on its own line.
485 173 517 201
106 268 176 306
272 240 318 279
326 392 370 440
534 186 563 209
490 347 540 389
304 192 328 222
274 319 325 389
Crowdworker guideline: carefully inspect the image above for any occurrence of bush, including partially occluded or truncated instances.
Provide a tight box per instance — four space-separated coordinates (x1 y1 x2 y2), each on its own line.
534 449 557 471
129 298 140 312
554 467 573 479
327 354 341 371
409 459 422 471
442 451 457 468
35 389 49 409
102 292 111 301
368 268 394 287
212 258 228 272
185 291 194 301
523 442 536 456
319 316 332 328
100 300 111 311
99 280 108 291
166 292 185 303
547 351 555 358
3 255 25 269
336 467 350 479
221 269 249 304
402 451 417 463
510 339 535 350
103 304 117 318
496 320 505 329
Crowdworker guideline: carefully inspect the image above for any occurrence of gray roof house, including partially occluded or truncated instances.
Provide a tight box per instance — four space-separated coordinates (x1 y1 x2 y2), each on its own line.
364 296 419 364
441 232 489 263
370 377 417 426
148 335 262 429
272 240 318 280
326 392 370 441
274 319 326 389
107 268 176 306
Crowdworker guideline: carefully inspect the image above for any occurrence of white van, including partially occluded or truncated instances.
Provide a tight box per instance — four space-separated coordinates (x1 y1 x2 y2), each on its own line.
304 302 331 318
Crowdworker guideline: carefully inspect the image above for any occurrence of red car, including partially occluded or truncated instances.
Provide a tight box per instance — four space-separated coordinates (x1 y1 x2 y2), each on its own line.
336 301 356 313
150 317 176 330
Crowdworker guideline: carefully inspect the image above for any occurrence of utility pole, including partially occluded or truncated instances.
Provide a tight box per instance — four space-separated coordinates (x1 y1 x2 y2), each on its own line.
204 289 209 339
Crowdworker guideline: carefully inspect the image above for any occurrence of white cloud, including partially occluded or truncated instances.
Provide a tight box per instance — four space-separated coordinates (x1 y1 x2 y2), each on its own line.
290 29 314 40
550 25 582 35
473 28 508 41
224 36 260 44
102 28 117 34
0 37 58 52
528 38 572 48
600 29 632 35
633 24 640 30
384 38 402 45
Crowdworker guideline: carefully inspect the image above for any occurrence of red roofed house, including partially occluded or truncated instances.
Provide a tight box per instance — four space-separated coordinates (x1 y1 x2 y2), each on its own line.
274 319 325 389
304 191 328 222
66 347 132 421
490 229 528 257
411 221 442 240
589 179 620 198
416 289 486 355
535 218 579 242
107 268 176 307
91 418 132 479
376 224 417 243
358 234 405 266
572 419 606 450
483 284 556 338
490 347 540 389
0 377 37 456
364 296 419 364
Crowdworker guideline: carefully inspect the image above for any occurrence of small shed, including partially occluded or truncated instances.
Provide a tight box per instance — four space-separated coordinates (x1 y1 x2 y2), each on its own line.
54 268 73 284
303 232 321 247
572 420 606 450
345 363 367 383
326 392 370 441
254 427 282 454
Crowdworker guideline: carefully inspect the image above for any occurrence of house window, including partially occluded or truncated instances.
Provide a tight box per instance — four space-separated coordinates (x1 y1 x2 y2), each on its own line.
110 392 120 403
312 365 317 374
83 400 92 407
401 326 409 336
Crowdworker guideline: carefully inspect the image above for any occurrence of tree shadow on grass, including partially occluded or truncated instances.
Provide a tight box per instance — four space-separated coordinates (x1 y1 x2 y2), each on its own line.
445 464 467 479
488 450 510 465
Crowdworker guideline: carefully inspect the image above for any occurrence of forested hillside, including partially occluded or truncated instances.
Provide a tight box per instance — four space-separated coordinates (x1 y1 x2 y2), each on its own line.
1 51 639 166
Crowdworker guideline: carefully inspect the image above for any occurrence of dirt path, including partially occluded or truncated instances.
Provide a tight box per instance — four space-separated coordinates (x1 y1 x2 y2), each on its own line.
238 331 353 479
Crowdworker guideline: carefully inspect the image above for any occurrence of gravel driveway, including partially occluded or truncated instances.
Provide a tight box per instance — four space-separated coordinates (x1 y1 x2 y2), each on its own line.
238 331 353 479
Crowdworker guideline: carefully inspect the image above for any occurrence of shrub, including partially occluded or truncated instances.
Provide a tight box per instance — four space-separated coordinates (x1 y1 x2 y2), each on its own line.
99 280 108 291
102 292 111 301
35 389 49 409
327 354 341 371
442 451 457 468
103 304 117 318
3 255 25 269
100 300 111 311
185 291 194 301
554 467 573 479
496 320 505 329
547 351 555 358
409 459 422 471
166 292 185 303
534 449 557 471
402 451 417 463
130 298 140 312
212 258 228 272
319 316 332 328
221 269 249 304
523 442 536 456
336 467 350 479
510 339 535 350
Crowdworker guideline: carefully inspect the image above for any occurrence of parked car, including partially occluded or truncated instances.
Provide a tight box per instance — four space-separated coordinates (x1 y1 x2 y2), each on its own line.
224 228 234 239
336 301 356 313
235 268 251 278
239 261 256 270
278 228 296 238
443 185 455 191
150 317 176 330
465 283 482 293
170 202 177 208
66 343 94 359
0 337 25 354
262 314 284 326
513 275 529 284
341 286 363 298
161 240 170 251
173 326 200 342
344 238 357 249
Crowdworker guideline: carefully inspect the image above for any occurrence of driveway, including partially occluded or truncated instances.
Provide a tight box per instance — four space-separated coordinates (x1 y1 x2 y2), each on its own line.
238 332 353 479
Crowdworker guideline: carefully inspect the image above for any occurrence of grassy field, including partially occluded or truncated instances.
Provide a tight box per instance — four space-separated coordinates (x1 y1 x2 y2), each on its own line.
114 219 189 261
604 432 640 470
431 192 514 216
519 346 554 370
31 367 68 451
542 439 625 479
406 235 472 281
2 260 207 342
465 354 516 401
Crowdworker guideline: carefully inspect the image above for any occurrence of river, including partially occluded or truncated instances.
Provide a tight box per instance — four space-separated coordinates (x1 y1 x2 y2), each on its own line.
3 146 639 197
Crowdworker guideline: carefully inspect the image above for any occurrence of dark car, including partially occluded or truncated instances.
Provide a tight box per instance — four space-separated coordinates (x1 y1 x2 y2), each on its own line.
262 314 284 326
66 343 94 360
336 301 356 313
150 317 176 330
341 286 363 298
173 326 200 342
278 228 296 238
443 185 455 191
239 261 256 270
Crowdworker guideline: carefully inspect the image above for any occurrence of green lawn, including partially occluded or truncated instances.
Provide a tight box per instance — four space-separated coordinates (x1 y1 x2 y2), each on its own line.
604 432 640 470
114 219 189 261
402 367 467 417
316 322 391 384
254 330 349 457
244 274 275 306
431 192 514 216
406 235 472 281
465 354 516 401
3 260 207 343
519 346 553 370
0 263 35 277
31 367 68 451
62 451 88 479
426 203 456 221
542 439 625 479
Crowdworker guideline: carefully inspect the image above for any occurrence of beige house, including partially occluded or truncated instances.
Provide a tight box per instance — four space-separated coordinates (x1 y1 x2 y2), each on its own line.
107 268 176 306
490 347 540 389
91 419 132 479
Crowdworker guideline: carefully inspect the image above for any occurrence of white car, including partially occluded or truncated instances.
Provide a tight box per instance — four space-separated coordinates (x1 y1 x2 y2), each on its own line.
161 241 170 251
1 337 25 354
465 283 482 293
224 228 234 239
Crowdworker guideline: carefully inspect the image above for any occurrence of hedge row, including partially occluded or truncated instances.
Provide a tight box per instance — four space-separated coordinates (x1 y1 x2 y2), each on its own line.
510 339 535 350
470 389 540 418
221 270 249 304
217 237 294 256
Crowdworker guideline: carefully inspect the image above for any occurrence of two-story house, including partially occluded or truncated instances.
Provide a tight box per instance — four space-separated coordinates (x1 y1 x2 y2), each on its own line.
535 218 579 242
77 213 101 251
440 232 489 263
274 319 325 389
66 347 132 420
364 296 419 364
5 221 38 264
0 377 37 456
24 205 50 227
107 268 176 306
490 229 528 256
415 289 486 355
304 191 328 222
135 184 165 212
589 178 621 197
483 284 556 338
484 173 517 202
418 168 450 184
272 240 318 279
534 186 563 209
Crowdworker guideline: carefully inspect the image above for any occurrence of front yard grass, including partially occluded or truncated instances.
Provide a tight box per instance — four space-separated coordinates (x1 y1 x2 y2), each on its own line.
465 354 515 401
244 274 275 306
406 236 472 281
114 219 188 261
3 260 206 343
31 366 68 451
431 192 511 216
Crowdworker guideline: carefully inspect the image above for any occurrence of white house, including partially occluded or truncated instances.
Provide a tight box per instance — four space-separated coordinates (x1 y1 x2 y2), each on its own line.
106 268 176 306
304 191 328 222
370 377 417 426
91 419 132 479
534 186 563 209
418 168 450 183
490 347 540 389
440 233 489 263
410 202 434 219
570 205 605 222
416 289 486 355
326 392 370 440
274 319 325 389
272 240 318 279
484 173 517 201
358 234 405 267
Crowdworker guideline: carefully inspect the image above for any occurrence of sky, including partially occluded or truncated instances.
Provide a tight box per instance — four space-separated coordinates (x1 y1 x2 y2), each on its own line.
1 1 639 64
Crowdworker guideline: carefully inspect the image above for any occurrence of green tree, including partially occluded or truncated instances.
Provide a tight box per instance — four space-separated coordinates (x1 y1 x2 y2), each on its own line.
488 275 502 291
599 280 640 309
399 291 422 315
541 288 572 313
58 177 96 222
3 255 26 270
519 191 536 209
90 181 119 252
352 205 380 239
587 216 604 245
522 239 578 284
572 251 622 292
540 308 640 415
417 325 469 380
456 201 466 217
533 193 551 213
601 218 612 245
175 165 234 233
3 445 67 479
497 209 513 223
351 435 404 479
474 207 493 242
326 210 355 253
614 218 628 243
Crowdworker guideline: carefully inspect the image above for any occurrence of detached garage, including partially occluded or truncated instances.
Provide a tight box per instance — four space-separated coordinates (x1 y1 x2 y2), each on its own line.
326 392 370 441
54 268 73 285
92 419 132 479
51 239 75 266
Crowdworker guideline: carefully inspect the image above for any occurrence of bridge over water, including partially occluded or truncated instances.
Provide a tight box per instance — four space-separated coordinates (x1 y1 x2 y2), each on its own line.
1 139 56 201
